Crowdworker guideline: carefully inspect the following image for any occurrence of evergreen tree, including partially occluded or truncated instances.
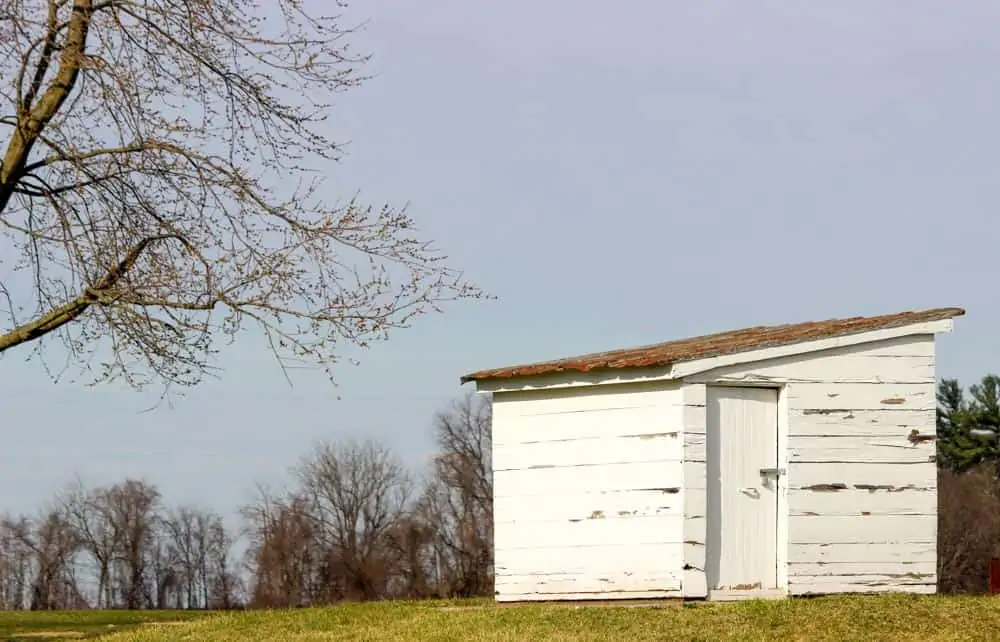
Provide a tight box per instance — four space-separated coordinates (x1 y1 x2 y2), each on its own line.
937 376 1000 472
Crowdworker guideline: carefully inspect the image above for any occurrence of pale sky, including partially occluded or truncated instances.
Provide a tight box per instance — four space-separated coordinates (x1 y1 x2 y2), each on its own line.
2 1 997 521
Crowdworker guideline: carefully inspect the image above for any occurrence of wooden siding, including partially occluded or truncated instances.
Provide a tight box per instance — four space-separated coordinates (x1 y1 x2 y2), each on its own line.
682 383 708 597
683 334 937 597
491 383 685 602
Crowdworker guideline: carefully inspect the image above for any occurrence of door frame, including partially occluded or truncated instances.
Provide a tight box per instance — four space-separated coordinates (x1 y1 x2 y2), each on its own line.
704 382 789 600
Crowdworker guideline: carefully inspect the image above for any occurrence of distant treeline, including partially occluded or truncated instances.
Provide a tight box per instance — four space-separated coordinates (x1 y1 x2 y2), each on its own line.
0 393 493 610
2 377 999 611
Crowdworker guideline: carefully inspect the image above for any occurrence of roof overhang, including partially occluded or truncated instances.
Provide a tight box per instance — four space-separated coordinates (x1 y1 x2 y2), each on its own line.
471 317 955 394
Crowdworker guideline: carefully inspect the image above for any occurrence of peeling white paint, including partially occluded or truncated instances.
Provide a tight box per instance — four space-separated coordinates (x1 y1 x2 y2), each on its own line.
787 543 935 564
684 334 941 599
486 327 950 603
491 382 684 602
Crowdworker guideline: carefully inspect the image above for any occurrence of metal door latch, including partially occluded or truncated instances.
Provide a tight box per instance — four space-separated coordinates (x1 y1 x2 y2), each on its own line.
759 467 786 477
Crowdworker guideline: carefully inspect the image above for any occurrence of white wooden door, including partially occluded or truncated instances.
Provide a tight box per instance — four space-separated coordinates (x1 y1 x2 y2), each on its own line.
706 386 779 595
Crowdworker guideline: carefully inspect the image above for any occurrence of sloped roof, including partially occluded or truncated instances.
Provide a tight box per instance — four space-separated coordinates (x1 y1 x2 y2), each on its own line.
461 307 964 383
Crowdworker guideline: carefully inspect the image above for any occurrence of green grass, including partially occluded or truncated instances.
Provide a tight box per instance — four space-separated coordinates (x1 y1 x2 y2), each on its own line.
5 595 1000 641
0 609 206 640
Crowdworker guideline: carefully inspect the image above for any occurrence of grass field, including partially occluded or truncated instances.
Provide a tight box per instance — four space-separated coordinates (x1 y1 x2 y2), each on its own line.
3 595 1000 641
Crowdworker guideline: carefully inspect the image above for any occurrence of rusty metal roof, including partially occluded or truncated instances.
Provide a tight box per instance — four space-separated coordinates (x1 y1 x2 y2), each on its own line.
461 307 965 384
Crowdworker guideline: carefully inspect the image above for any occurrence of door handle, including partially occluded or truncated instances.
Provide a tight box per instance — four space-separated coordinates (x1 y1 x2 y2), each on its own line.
738 487 760 498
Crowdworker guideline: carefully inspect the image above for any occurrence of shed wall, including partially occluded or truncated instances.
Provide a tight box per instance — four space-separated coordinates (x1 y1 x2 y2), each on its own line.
682 334 938 597
492 382 685 601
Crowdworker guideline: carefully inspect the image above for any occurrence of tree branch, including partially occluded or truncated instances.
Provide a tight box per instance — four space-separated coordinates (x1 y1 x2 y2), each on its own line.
1 0 93 211
21 142 152 175
0 234 183 352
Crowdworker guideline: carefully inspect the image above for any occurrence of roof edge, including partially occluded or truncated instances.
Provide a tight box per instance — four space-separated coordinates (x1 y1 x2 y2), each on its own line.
461 306 965 385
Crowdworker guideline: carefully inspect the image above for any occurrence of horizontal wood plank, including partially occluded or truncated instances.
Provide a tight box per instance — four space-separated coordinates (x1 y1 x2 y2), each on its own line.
495 542 682 575
494 460 684 498
789 579 935 595
788 562 936 577
787 543 936 564
494 433 682 472
496 383 681 416
494 490 683 525
684 516 708 546
684 542 706 568
495 572 683 596
788 409 935 437
787 383 935 411
493 404 682 446
684 490 707 519
683 462 707 491
683 404 707 435
683 384 707 407
789 435 936 464
684 433 707 462
788 488 935 516
787 462 936 489
684 569 708 598
693 354 934 385
789 514 935 544
496 588 683 602
495 514 683 550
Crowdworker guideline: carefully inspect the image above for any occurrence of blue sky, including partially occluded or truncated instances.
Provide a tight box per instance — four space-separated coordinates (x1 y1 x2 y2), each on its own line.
2 0 998 519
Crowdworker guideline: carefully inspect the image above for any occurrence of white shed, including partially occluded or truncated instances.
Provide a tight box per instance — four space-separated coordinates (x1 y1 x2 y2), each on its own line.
462 307 964 602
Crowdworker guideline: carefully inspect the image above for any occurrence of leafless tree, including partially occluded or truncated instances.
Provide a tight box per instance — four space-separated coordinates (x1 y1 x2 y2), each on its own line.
161 506 202 608
204 518 242 609
0 478 251 611
100 479 160 609
383 513 436 599
938 465 1000 593
243 488 316 608
0 0 482 394
0 516 33 609
421 392 493 597
243 440 413 606
297 439 412 601
160 505 234 609
63 480 118 608
147 528 182 609
2 510 83 610
0 399 493 610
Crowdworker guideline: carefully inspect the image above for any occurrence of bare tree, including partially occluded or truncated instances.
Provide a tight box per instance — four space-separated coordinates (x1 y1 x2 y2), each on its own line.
102 479 160 609
938 465 1000 593
241 403 494 605
0 516 33 609
204 516 242 609
63 481 118 608
383 513 436 599
2 510 83 610
161 506 200 609
0 1 482 393
243 488 316 608
421 392 493 597
161 505 233 609
0 478 249 611
297 439 411 601
147 527 182 609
